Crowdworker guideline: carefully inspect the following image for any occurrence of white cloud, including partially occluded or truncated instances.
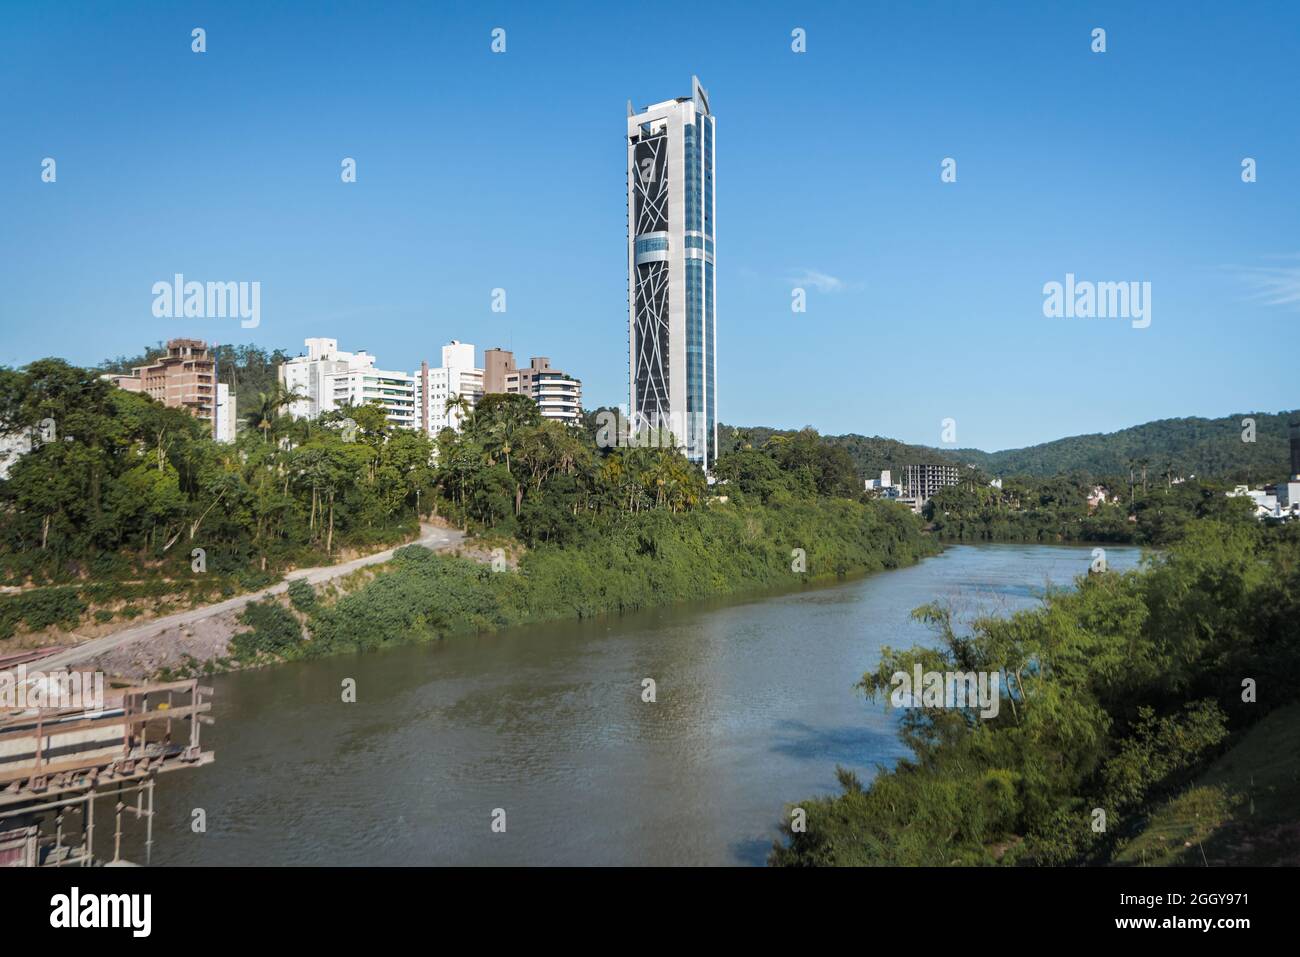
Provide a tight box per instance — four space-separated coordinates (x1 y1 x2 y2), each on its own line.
1230 254 1300 309
787 268 847 293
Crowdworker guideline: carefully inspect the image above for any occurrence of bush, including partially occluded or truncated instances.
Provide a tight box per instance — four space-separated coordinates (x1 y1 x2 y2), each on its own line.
0 588 88 640
287 578 317 613
229 599 305 662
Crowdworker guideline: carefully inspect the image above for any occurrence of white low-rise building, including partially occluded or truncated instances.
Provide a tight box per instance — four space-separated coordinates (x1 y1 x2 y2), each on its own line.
1226 484 1300 520
864 469 893 492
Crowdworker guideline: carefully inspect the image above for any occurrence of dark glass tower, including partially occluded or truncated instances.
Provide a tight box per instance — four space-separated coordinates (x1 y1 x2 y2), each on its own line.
1290 420 1300 480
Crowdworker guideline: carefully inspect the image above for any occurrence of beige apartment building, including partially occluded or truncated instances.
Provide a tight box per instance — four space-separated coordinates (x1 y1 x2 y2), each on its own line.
483 348 582 424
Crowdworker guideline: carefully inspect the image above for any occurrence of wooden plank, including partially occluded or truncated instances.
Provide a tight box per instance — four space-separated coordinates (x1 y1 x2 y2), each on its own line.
0 749 214 794
0 703 207 744
0 716 127 744
124 703 210 725
119 679 199 696
0 705 98 728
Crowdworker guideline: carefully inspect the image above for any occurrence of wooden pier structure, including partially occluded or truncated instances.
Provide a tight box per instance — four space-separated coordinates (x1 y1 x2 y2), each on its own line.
0 675 213 867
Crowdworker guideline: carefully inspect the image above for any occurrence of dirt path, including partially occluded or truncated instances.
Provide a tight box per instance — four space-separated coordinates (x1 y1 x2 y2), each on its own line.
33 524 465 672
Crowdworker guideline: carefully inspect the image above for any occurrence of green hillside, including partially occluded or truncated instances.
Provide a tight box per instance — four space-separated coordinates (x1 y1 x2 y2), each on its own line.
951 411 1296 482
726 410 1297 484
718 425 962 478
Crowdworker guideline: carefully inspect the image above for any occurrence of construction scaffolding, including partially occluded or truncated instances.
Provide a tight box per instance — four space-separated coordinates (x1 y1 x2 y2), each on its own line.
0 677 214 866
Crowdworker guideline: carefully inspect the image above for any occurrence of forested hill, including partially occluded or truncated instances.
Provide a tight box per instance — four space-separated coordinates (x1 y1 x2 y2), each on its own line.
717 426 960 477
724 409 1297 484
952 411 1296 481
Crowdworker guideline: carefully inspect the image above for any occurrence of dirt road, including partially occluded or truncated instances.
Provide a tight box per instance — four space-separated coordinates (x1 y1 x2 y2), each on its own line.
33 524 465 671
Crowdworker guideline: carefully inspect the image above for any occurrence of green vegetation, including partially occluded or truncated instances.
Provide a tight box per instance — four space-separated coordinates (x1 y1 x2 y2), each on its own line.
0 574 276 641
1116 702 1300 866
953 411 1296 483
718 422 958 479
230 598 306 663
2 357 936 655
0 359 428 594
925 473 1258 546
213 496 937 664
770 521 1300 866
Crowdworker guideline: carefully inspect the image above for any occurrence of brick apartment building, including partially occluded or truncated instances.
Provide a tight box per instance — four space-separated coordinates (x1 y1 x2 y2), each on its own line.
108 338 217 431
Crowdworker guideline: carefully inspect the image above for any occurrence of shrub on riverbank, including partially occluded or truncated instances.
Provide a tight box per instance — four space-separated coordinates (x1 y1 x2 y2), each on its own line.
769 520 1300 866
292 499 936 657
230 598 307 663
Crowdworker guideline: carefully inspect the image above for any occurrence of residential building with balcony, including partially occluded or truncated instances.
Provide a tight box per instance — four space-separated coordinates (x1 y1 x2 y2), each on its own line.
482 348 582 424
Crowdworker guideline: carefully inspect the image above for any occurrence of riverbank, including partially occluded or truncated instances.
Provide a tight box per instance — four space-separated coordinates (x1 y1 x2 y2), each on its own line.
148 498 937 679
26 524 465 679
770 520 1300 866
116 541 1138 866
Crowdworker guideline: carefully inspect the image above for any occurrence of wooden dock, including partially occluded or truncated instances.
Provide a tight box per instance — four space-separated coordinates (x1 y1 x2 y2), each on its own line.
0 678 214 866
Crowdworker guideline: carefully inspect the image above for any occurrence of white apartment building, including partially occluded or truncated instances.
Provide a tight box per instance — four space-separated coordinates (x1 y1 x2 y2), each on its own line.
329 368 417 429
215 383 238 442
531 365 582 424
279 337 416 429
416 341 483 435
280 338 359 419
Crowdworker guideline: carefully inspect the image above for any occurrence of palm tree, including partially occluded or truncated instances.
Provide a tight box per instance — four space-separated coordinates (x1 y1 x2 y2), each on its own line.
443 394 472 432
245 384 304 443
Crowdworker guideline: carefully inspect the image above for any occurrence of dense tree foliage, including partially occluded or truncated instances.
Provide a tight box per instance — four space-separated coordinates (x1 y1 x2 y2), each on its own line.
925 473 1258 545
770 521 1300 866
718 423 960 479
953 411 1296 482
0 359 428 587
2 359 938 645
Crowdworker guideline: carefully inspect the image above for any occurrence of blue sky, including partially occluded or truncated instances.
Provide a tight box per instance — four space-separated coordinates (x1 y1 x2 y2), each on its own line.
1 0 1296 451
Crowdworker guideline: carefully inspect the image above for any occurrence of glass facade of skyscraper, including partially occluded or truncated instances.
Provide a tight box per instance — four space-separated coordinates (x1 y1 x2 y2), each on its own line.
626 77 717 469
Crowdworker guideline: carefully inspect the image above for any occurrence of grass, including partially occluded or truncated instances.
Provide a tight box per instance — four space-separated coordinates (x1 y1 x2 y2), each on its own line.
1116 702 1300 866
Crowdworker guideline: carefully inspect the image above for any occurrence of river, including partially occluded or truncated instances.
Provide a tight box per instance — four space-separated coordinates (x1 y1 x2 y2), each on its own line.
122 542 1144 866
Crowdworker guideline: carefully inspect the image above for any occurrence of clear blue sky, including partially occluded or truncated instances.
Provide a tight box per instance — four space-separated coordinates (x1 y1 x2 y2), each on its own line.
1 1 1296 451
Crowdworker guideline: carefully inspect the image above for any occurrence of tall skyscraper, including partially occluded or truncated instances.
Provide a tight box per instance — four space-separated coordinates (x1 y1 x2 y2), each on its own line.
626 76 717 469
